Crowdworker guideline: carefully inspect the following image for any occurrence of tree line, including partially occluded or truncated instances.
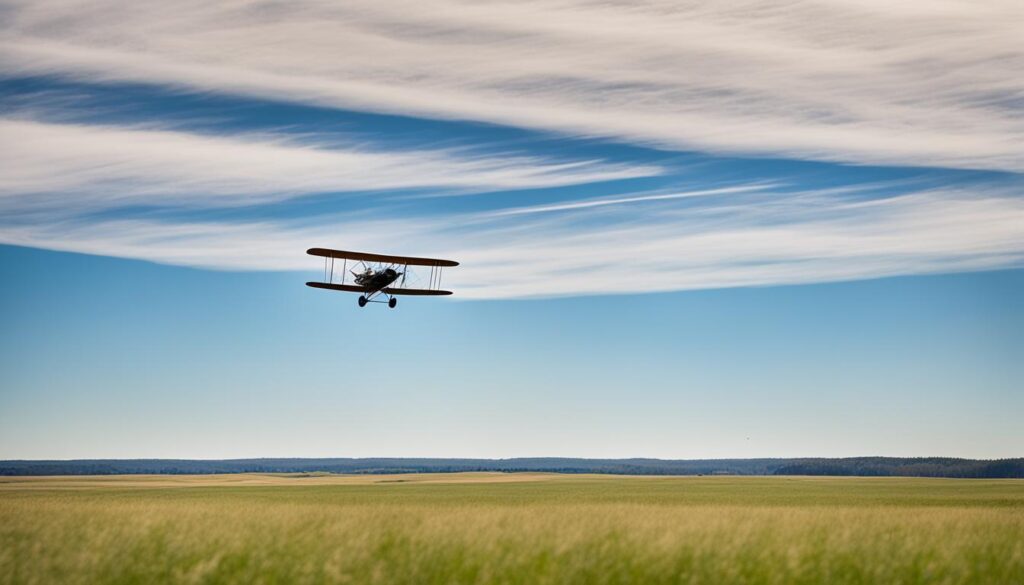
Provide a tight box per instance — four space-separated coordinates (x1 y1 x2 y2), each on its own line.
1 457 1021 477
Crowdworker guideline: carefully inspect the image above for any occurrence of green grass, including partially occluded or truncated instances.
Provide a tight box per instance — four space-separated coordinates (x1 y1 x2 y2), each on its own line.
1 474 1022 584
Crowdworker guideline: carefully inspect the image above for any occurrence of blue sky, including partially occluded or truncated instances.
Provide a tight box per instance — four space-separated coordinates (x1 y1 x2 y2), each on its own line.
1 0 1022 458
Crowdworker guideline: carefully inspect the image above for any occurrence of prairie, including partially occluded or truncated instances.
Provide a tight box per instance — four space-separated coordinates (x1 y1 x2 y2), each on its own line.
1 473 1022 584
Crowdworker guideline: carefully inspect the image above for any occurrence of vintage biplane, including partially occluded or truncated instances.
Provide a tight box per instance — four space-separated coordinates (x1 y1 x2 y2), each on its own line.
305 248 458 308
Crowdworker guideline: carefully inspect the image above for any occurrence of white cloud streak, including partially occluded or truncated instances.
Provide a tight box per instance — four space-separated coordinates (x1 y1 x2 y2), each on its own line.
3 0 1022 170
487 184 777 216
2 1 1022 299
0 118 659 211
3 186 1022 299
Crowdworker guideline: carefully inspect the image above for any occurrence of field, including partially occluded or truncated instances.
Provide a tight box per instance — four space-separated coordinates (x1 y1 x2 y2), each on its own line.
1 474 1022 584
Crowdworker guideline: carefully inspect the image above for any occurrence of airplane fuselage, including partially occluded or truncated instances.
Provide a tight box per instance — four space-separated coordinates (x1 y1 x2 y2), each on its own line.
354 268 402 292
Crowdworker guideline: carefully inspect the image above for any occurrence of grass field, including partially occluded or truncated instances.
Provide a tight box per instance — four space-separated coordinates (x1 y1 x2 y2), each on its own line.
1 473 1022 584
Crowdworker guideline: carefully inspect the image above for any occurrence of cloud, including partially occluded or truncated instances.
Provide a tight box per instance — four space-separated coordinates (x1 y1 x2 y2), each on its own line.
487 184 777 216
2 0 1022 170
444 186 1024 298
2 1 1022 300
4 185 1022 299
0 117 660 212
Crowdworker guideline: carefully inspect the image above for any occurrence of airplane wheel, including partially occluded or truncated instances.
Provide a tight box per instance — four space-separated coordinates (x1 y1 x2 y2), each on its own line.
388 297 397 309
358 295 367 307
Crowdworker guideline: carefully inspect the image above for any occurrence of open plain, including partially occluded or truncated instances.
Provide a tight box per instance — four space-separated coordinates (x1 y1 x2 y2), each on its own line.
1 473 1022 584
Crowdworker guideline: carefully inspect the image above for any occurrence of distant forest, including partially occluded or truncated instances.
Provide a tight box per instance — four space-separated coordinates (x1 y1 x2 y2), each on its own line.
2 457 1021 478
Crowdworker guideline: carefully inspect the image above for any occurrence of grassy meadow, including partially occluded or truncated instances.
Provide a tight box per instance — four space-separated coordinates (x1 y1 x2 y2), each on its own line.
1 473 1022 584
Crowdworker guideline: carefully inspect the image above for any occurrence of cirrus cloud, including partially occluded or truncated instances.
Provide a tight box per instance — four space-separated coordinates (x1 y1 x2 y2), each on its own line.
0 117 660 212
2 0 1023 171
3 184 1022 299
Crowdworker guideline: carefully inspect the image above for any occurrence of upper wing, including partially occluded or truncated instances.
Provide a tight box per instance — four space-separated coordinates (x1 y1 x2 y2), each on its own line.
307 247 459 267
305 282 453 296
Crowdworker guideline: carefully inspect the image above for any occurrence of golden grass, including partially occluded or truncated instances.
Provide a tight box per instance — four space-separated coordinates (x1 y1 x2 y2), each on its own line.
2 474 1022 584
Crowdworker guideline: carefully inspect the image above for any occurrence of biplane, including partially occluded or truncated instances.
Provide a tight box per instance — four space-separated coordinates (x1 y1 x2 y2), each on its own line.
305 248 458 308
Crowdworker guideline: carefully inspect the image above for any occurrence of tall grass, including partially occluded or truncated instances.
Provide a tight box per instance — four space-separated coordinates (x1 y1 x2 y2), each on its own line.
2 474 1022 584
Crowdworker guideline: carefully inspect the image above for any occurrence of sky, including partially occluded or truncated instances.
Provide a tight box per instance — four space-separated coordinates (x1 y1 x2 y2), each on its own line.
0 0 1022 459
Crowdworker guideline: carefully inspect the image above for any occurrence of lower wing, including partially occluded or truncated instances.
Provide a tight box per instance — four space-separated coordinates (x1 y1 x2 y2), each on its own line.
306 282 452 296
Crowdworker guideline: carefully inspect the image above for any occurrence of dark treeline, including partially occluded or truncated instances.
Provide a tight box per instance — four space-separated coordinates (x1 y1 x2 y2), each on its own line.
773 457 1024 478
1 457 1021 478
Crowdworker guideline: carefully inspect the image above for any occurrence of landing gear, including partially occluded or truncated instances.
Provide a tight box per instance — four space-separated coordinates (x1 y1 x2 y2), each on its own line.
388 297 397 309
358 295 367 307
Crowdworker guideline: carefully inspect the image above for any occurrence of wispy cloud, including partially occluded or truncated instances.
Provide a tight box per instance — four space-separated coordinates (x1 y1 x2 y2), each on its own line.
487 184 777 216
4 185 1022 299
3 0 1022 170
1 1 1022 300
0 117 659 212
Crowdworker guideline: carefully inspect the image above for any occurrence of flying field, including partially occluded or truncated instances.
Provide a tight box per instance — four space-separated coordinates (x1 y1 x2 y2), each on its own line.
1 474 1021 584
